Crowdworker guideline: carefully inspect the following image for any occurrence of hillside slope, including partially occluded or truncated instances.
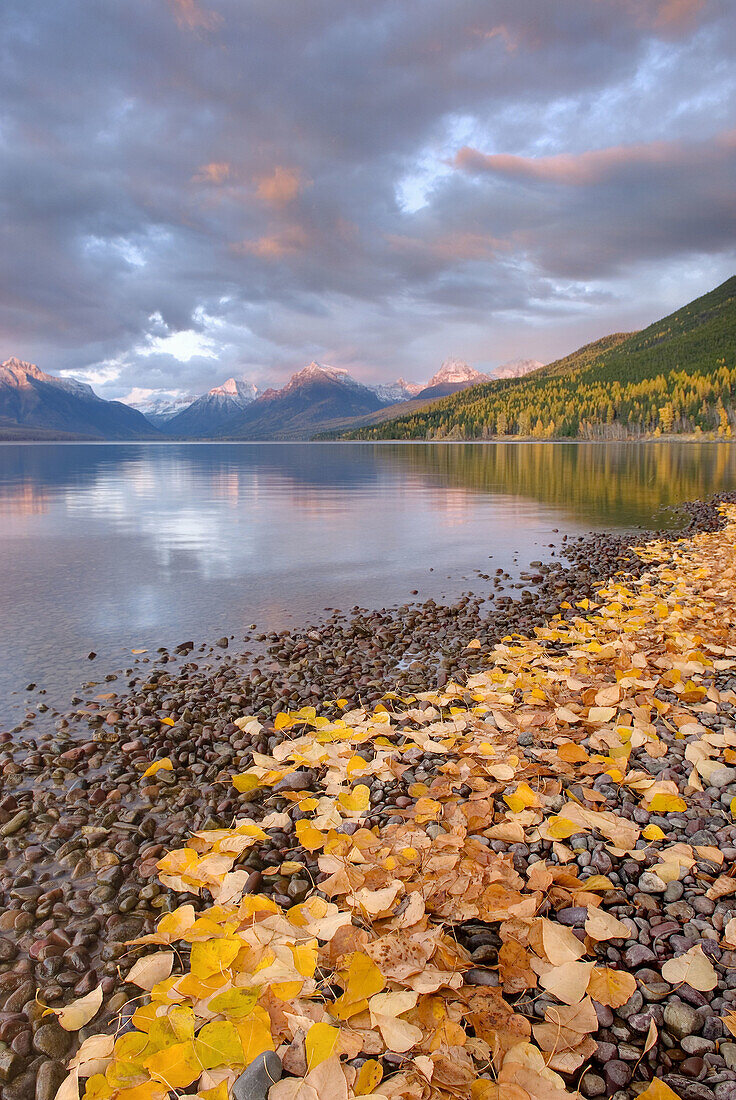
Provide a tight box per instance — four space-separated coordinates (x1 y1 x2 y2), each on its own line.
343 276 736 440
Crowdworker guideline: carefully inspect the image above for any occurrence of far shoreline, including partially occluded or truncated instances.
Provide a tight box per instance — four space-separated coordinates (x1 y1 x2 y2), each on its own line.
1 436 735 447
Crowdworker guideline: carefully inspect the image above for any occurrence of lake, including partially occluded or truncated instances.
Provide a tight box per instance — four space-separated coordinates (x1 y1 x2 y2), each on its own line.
1 440 735 727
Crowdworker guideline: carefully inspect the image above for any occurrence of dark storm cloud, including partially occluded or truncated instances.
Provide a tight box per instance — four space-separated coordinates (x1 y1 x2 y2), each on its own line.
0 0 734 395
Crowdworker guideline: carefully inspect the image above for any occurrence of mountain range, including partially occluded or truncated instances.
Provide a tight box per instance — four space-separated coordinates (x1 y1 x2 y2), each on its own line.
6 277 731 444
0 358 159 440
343 275 736 441
124 360 491 439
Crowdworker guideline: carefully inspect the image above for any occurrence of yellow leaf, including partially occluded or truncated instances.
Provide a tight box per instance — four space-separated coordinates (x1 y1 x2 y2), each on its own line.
232 773 260 793
338 784 371 813
331 952 386 1020
177 972 228 1000
190 937 242 979
84 1074 114 1100
195 1020 245 1071
648 793 687 813
546 817 578 839
579 875 614 892
504 782 538 813
208 988 258 1019
159 717 176 727
291 942 318 978
199 1084 229 1100
274 712 294 730
145 1040 201 1088
354 1060 383 1096
235 1006 274 1063
168 1005 196 1043
295 820 325 851
466 639 481 650
150 903 196 942
270 981 304 1001
114 1085 168 1100
414 797 442 824
142 758 173 778
643 824 666 840
586 967 637 1008
305 1021 339 1070
556 742 589 764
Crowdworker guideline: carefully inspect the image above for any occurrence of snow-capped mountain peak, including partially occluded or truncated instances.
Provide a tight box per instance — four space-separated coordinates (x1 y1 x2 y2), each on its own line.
1 357 97 399
124 388 197 423
207 377 259 403
491 358 544 379
426 358 487 387
371 377 422 403
280 362 368 394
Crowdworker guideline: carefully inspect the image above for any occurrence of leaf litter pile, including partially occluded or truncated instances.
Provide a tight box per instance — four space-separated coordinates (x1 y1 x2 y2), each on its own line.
53 506 736 1100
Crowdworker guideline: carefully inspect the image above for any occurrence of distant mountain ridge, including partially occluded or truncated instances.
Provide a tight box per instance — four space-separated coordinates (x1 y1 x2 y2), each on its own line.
0 358 159 440
371 378 421 403
163 376 260 437
126 389 197 426
491 358 544 379
414 358 491 400
223 362 387 440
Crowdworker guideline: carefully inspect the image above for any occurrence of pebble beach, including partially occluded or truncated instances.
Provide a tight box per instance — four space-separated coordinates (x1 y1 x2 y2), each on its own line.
2 494 736 1100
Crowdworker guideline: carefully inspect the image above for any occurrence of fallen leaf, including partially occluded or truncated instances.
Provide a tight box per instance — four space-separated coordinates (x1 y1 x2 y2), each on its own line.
127 952 174 991
586 967 637 1008
49 985 104 1031
305 1022 339 1070
661 946 717 991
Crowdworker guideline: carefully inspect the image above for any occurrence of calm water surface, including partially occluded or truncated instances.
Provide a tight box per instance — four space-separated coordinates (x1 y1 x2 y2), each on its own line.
1 441 734 725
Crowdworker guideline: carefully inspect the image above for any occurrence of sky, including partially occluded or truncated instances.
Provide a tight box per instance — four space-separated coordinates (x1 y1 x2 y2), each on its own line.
0 0 734 401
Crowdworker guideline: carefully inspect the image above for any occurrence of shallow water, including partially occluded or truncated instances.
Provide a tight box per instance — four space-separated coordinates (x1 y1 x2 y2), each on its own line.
1 440 735 725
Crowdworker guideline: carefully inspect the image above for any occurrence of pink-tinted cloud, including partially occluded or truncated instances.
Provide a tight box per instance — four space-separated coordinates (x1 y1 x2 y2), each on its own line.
624 0 707 32
167 0 220 31
192 162 230 184
232 224 310 260
455 130 736 186
255 166 305 207
388 232 504 262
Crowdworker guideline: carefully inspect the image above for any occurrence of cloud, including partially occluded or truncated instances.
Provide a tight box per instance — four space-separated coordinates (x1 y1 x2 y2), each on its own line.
454 129 736 186
233 224 311 259
167 0 220 31
255 166 305 207
0 0 734 397
193 161 231 184
630 0 707 32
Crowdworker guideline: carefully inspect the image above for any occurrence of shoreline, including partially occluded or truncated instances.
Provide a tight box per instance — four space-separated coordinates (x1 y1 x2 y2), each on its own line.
0 494 735 1099
2 437 736 446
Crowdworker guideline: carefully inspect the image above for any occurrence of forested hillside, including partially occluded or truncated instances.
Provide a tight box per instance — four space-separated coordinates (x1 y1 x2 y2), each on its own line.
342 276 736 440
